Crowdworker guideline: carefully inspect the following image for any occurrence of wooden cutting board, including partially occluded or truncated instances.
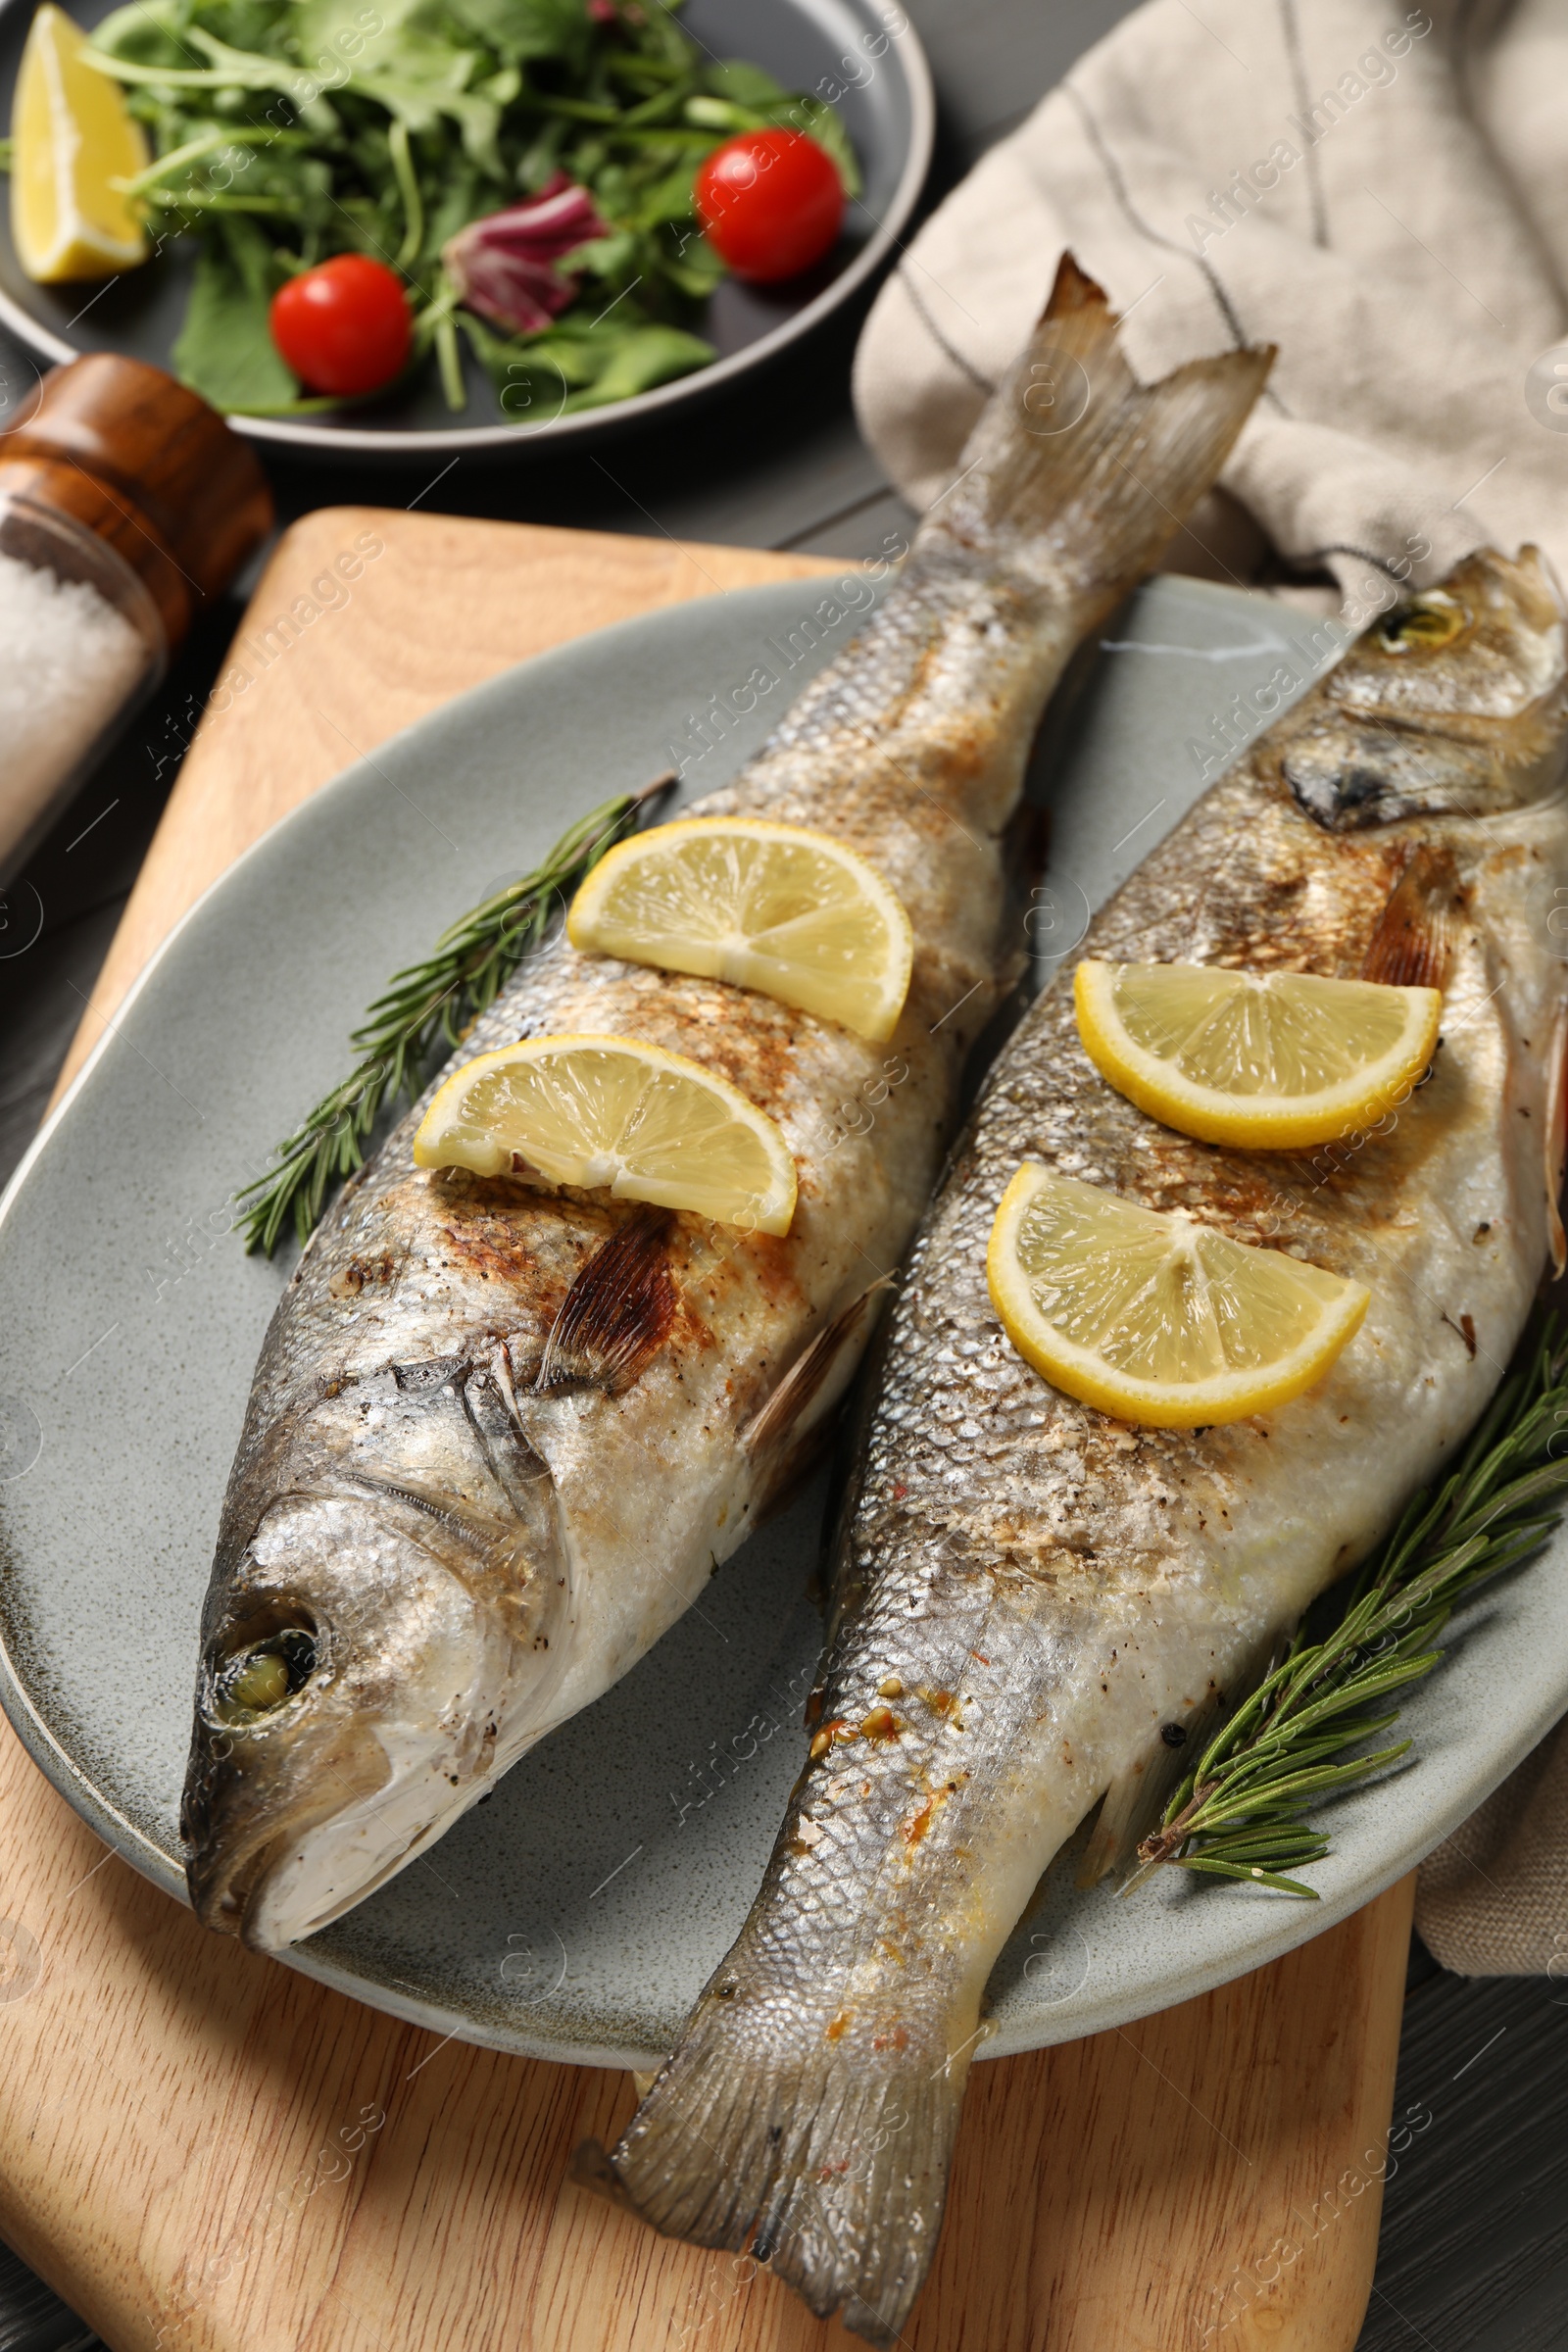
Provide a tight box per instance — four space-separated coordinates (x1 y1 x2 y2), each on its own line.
4 507 1412 2352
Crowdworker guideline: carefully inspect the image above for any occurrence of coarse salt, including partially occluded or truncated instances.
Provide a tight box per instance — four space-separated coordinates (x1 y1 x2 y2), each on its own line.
0 549 149 868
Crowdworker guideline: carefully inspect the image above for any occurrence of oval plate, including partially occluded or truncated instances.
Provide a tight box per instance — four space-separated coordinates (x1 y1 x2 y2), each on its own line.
2 572 1566 2070
0 0 932 457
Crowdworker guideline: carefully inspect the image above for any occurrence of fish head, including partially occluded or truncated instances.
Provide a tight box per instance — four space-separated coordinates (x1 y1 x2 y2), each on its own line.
1280 547 1568 830
183 1469 564 1951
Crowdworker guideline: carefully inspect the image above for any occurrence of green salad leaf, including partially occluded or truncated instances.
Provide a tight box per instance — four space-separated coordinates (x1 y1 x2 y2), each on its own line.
173 215 300 409
444 0 590 70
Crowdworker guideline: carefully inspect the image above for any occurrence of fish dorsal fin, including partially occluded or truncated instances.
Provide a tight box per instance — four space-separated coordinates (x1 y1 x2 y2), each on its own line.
1360 842 1458 990
535 1207 676 1397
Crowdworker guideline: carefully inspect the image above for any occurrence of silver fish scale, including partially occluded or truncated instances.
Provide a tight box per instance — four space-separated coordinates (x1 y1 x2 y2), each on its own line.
843 672 1560 1605
604 273 1305 2341
189 273 1259 1956
662 550 1568 2311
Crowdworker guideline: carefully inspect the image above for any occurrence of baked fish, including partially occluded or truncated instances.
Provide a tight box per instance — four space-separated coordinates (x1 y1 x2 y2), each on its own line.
601 545 1568 2338
182 261 1269 1952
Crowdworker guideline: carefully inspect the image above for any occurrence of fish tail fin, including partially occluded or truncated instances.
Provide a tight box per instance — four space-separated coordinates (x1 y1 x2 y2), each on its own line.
582 1986 968 2345
928 252 1273 595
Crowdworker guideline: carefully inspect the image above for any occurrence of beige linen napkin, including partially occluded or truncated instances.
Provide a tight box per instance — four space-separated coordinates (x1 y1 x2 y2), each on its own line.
854 0 1568 1974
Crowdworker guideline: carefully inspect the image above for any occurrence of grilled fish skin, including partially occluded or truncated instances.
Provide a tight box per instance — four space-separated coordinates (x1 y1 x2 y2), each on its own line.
183 261 1272 1952
603 548 1568 2341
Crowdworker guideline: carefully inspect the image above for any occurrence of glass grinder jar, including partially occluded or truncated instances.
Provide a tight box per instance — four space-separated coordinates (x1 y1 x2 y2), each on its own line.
0 353 273 880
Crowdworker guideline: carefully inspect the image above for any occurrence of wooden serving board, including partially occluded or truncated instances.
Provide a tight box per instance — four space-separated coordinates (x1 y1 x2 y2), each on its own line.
2 508 1412 2352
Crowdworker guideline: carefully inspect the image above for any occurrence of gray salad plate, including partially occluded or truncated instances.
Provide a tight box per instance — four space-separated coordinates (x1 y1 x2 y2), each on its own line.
0 0 933 457
2 570 1567 2071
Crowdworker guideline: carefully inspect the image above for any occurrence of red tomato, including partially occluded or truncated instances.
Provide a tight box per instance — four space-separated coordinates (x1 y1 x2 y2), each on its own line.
270 256 412 397
694 129 844 284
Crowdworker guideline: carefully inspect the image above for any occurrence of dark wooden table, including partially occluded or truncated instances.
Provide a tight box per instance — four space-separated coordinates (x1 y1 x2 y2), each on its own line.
2 3 1566 2345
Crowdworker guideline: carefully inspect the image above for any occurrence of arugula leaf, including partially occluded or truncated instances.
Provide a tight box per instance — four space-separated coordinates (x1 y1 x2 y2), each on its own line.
778 92 861 197
172 212 300 410
661 228 722 300
424 155 490 250
701 59 786 110
208 0 296 52
566 226 639 280
563 321 711 407
780 93 864 197
445 0 591 70
640 0 697 73
516 116 567 187
294 0 455 80
358 72 505 174
93 0 197 71
631 160 700 227
459 313 710 414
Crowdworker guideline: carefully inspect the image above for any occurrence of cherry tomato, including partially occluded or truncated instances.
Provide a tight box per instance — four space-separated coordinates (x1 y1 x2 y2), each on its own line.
270 255 412 397
694 129 844 284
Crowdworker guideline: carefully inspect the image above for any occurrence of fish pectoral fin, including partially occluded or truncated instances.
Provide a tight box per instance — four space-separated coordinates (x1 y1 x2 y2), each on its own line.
1360 841 1458 990
1545 996 1568 1278
742 1278 894 1471
535 1206 676 1396
1088 1625 1299 1891
462 1360 558 1518
1076 1725 1204 1890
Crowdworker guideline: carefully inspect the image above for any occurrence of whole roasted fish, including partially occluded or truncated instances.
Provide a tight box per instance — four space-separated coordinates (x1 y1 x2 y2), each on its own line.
602 546 1568 2338
183 263 1269 1950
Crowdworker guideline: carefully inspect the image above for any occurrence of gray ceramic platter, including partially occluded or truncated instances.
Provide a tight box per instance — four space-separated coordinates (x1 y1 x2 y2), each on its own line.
0 0 932 456
3 571 1567 2071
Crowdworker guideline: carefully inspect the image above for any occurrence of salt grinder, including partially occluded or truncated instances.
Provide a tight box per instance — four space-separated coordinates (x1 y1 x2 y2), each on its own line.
0 354 273 879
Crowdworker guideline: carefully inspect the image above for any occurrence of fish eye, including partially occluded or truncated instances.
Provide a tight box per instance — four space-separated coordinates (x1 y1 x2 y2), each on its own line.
1374 594 1466 654
210 1615 318 1725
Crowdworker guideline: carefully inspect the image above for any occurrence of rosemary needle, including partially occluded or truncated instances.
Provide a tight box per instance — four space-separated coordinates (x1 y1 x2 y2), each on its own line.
235 773 675 1256
1132 1317 1568 1897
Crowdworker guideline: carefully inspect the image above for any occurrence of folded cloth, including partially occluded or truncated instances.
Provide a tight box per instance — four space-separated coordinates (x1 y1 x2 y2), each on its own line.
854 0 1568 1975
856 0 1568 617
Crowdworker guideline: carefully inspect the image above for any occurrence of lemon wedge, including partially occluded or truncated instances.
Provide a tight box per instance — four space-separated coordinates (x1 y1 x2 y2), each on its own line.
1074 960 1442 1151
566 816 913 1044
413 1033 797 1235
987 1165 1368 1427
11 4 149 283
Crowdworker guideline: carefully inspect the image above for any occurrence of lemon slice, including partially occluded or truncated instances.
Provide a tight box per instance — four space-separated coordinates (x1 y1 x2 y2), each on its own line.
413 1033 797 1235
987 1166 1368 1427
1074 960 1441 1151
566 816 913 1044
11 4 149 283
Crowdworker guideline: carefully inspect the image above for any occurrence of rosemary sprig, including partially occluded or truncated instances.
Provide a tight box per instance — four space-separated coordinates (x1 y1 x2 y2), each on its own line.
234 773 674 1256
1134 1319 1568 1897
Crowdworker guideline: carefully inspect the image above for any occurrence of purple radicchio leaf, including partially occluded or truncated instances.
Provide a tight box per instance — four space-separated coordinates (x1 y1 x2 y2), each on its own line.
442 173 611 333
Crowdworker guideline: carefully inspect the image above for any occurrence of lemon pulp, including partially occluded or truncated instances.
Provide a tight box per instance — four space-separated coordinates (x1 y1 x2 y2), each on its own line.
567 816 913 1044
12 4 149 282
1073 960 1442 1151
413 1032 797 1236
987 1165 1368 1427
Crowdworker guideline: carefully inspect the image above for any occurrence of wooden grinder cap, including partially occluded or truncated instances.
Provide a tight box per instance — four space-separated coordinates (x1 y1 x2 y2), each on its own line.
0 353 274 647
